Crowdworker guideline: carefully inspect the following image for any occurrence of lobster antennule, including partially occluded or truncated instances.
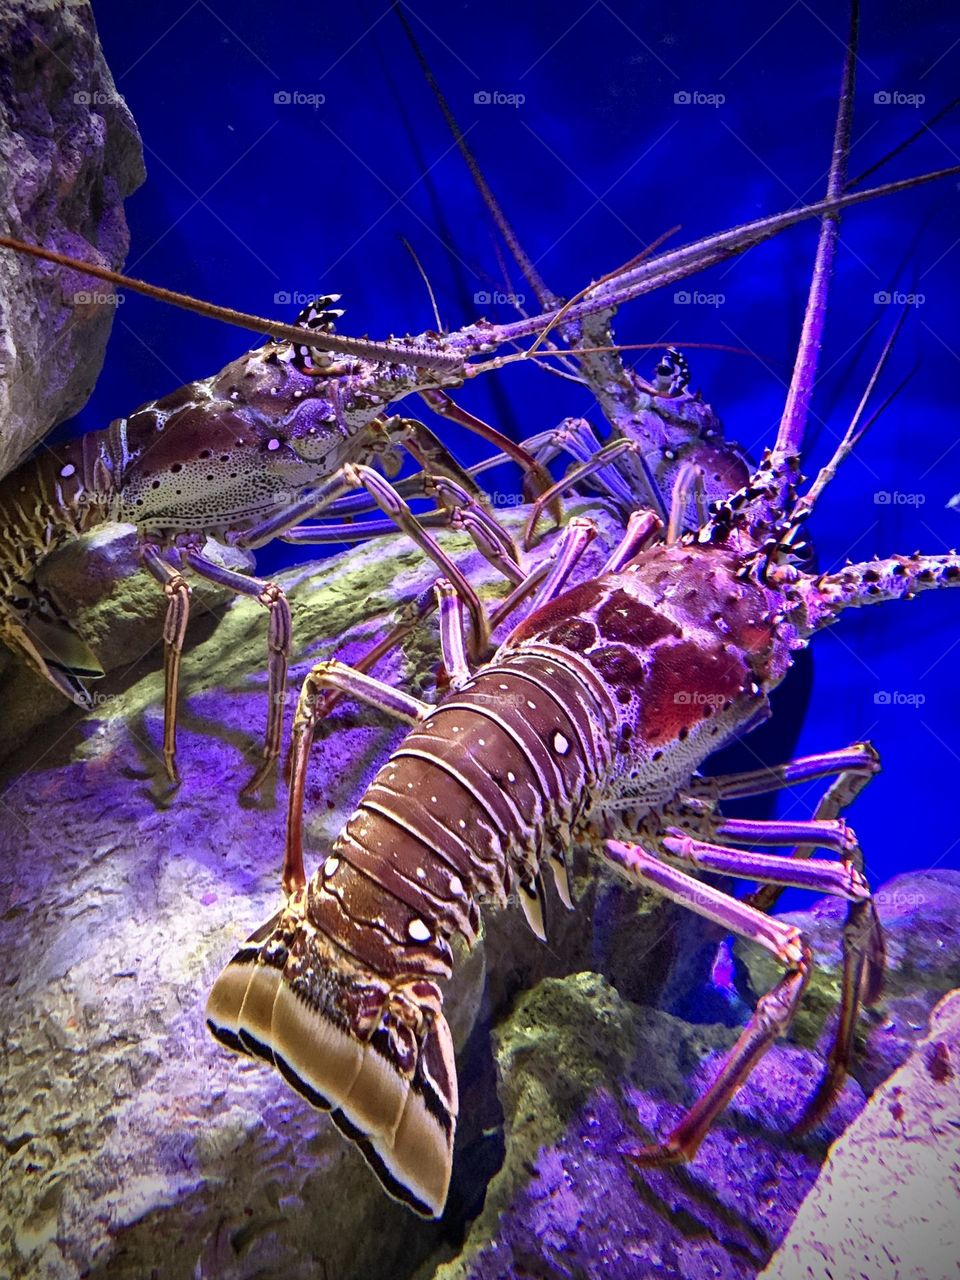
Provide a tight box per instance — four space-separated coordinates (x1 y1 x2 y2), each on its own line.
205 914 458 1219
782 307 913 539
701 3 859 550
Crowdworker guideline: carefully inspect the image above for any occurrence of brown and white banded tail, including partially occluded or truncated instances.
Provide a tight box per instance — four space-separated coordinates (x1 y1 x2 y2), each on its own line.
206 915 458 1218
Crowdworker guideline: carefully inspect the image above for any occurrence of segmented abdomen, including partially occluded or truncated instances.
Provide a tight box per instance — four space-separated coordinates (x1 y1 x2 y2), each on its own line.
308 647 618 978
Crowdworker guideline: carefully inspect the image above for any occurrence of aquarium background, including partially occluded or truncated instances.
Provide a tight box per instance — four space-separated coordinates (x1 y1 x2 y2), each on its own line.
71 0 959 890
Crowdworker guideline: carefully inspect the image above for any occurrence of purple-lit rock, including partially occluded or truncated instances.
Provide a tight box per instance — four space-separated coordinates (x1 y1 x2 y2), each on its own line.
427 973 864 1280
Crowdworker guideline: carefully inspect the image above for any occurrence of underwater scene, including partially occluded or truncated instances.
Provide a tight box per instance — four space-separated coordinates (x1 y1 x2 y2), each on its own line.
1 1 959 1276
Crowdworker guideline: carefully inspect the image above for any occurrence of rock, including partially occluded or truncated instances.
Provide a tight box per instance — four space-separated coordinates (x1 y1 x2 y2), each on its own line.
759 987 960 1280
0 0 145 477
425 972 863 1280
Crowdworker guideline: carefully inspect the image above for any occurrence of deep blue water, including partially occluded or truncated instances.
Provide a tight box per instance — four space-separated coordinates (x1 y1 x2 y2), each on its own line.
74 1 959 890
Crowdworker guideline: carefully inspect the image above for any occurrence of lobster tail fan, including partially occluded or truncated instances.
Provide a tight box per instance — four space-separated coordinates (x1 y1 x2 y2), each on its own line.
205 915 458 1219
205 910 284 1056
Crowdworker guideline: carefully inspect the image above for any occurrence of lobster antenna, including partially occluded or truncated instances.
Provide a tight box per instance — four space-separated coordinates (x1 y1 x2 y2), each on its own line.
785 308 913 535
847 95 960 189
0 234 462 371
489 163 960 345
527 227 682 357
399 234 444 332
394 2 558 311
772 0 859 465
5 160 960 375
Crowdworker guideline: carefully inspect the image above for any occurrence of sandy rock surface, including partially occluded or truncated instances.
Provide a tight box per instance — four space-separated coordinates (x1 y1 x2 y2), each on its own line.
760 987 960 1280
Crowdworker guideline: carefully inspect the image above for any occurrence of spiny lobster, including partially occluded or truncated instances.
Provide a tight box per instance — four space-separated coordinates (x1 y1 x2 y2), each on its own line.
1 132 954 791
204 17 960 1219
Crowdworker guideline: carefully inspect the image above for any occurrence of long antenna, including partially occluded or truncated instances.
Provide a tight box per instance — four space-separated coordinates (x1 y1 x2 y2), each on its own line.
773 1 859 461
393 3 558 311
0 234 461 371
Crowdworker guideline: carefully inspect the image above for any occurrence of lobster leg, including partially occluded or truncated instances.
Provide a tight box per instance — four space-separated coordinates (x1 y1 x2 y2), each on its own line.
707 815 855 856
522 440 643 549
602 838 812 1165
599 510 664 574
283 660 430 895
680 746 884 1132
686 742 880 803
460 418 634 515
741 766 884 1132
529 516 599 611
659 832 870 902
417 390 558 513
342 464 490 659
140 544 191 786
284 476 524 588
665 461 706 544
180 550 292 796
435 581 471 688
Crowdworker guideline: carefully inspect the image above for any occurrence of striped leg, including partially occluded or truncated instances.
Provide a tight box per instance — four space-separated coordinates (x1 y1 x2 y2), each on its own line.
522 440 643 549
284 475 525 590
283 659 430 895
660 831 870 903
140 544 191 786
181 549 292 796
599 509 663 574
602 838 812 1165
682 743 883 1130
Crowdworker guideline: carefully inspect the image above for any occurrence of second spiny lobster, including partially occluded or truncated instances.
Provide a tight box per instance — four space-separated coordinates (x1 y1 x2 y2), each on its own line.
205 23 960 1217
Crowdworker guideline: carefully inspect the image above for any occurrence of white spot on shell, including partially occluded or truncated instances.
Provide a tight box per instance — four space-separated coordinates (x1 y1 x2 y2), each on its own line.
527 700 537 710
267 438 281 450
507 771 517 783
408 917 431 943
323 856 340 877
60 463 76 478
552 731 570 755
449 875 465 897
